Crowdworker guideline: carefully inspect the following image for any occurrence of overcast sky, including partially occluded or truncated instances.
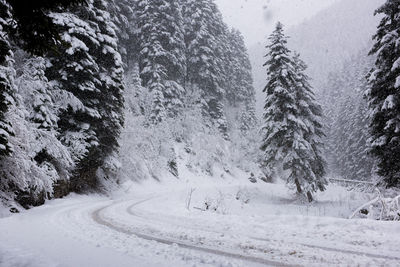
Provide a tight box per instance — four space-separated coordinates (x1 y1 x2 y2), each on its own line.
215 0 338 46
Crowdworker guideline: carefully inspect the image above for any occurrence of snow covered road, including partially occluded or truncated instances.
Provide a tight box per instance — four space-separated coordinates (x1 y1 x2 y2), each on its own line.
1 182 400 266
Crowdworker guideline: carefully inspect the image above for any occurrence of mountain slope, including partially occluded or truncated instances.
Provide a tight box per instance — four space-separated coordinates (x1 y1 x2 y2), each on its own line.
250 0 384 115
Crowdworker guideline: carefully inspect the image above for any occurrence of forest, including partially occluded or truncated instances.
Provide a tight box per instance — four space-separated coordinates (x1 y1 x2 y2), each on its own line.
0 0 257 207
0 0 399 266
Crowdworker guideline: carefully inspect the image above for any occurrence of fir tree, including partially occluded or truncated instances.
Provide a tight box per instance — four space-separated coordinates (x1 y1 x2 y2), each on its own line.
0 0 14 158
46 0 124 191
136 0 186 122
182 0 228 135
3 0 85 56
225 28 257 133
261 23 327 202
10 56 73 202
18 57 57 130
367 0 400 187
110 0 137 68
292 53 327 199
0 0 85 159
226 29 255 106
322 50 376 181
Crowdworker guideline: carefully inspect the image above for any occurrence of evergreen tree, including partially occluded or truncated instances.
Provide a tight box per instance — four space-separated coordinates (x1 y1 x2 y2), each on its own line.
367 0 400 187
239 102 257 133
110 0 137 68
18 57 57 130
292 53 327 198
136 0 186 122
261 23 327 202
0 0 14 158
343 92 375 181
182 0 228 136
226 29 255 106
322 50 376 181
0 0 85 159
4 0 85 55
8 56 73 203
225 28 257 133
46 0 124 191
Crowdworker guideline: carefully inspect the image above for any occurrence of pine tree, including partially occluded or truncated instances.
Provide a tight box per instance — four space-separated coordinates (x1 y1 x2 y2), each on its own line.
3 0 85 56
292 53 327 198
6 56 74 204
261 22 297 178
136 0 186 122
182 0 228 135
46 0 124 191
110 0 137 68
18 57 57 130
225 28 257 133
367 0 400 187
0 0 14 158
226 29 255 106
261 23 327 202
0 0 85 160
344 93 375 181
322 50 376 181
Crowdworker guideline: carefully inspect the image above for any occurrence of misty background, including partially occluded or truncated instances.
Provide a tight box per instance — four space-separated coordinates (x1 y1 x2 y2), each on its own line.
216 0 383 115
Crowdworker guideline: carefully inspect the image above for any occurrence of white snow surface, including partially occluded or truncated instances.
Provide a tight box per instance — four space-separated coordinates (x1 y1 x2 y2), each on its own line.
1 175 400 267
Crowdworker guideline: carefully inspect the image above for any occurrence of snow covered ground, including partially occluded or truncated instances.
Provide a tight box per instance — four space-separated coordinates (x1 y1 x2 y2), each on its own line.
1 177 400 267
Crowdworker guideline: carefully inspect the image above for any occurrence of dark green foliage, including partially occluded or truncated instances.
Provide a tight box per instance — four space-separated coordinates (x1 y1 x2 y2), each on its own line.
261 23 327 201
7 0 86 55
0 0 86 159
182 0 229 136
0 0 14 157
135 0 186 122
367 0 400 187
46 0 124 192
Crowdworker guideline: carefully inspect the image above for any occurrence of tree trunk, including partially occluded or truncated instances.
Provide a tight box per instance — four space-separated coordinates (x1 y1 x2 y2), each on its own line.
295 178 302 194
307 191 313 203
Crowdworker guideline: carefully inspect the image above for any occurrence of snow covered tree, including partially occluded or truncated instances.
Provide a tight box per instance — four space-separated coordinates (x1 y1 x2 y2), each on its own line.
17 57 57 130
0 56 74 206
291 53 327 198
2 0 85 56
109 0 137 68
182 0 228 136
261 23 327 202
367 0 400 188
226 29 255 106
0 0 86 160
136 0 186 122
324 51 376 181
0 0 14 158
46 0 124 191
341 93 375 181
225 28 257 133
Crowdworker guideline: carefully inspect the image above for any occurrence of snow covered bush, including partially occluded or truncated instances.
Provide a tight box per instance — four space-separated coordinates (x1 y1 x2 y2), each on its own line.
202 191 228 214
119 70 260 183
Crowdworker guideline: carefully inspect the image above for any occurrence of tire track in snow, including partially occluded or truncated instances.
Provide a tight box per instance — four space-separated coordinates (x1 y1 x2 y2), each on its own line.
125 198 400 263
92 198 297 267
252 237 400 262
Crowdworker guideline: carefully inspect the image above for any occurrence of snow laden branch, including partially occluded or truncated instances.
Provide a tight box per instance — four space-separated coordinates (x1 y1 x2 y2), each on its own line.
350 189 400 221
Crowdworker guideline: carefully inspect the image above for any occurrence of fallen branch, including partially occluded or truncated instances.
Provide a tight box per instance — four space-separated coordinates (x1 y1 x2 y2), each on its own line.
349 197 379 219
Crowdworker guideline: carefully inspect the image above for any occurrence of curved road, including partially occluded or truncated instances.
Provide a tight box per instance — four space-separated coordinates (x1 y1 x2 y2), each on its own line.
1 187 399 267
